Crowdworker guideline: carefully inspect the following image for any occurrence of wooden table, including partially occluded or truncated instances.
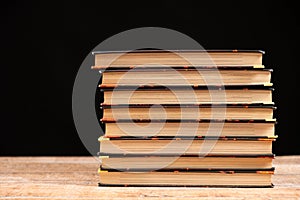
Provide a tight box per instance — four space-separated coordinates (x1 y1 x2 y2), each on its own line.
1 156 299 199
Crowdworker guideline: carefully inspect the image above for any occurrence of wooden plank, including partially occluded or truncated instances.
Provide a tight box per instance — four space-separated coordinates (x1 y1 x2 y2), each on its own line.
0 156 299 199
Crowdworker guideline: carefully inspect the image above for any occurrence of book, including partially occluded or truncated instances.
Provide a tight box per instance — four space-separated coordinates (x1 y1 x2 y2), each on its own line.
92 50 264 68
100 69 272 86
98 170 273 187
104 121 275 137
100 156 274 170
99 137 275 156
101 86 273 105
102 105 274 121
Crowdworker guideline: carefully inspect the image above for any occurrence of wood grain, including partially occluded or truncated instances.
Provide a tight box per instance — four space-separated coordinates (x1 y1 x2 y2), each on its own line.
0 156 299 199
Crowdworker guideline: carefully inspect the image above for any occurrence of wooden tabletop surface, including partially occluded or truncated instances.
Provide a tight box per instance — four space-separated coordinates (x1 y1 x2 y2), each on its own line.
1 156 299 199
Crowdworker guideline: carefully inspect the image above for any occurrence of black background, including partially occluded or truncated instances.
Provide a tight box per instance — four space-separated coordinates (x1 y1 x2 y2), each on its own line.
1 1 299 155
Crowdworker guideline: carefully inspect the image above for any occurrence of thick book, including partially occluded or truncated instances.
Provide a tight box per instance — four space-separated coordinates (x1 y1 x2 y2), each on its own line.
100 86 273 105
99 137 275 156
101 104 274 121
92 50 264 68
104 121 275 137
100 155 274 170
100 69 272 86
98 169 273 187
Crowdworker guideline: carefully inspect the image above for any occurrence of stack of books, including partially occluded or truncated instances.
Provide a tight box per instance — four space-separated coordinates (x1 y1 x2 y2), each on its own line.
93 50 276 187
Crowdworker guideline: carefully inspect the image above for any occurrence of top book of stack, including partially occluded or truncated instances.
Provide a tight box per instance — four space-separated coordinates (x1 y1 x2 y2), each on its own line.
92 50 265 69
